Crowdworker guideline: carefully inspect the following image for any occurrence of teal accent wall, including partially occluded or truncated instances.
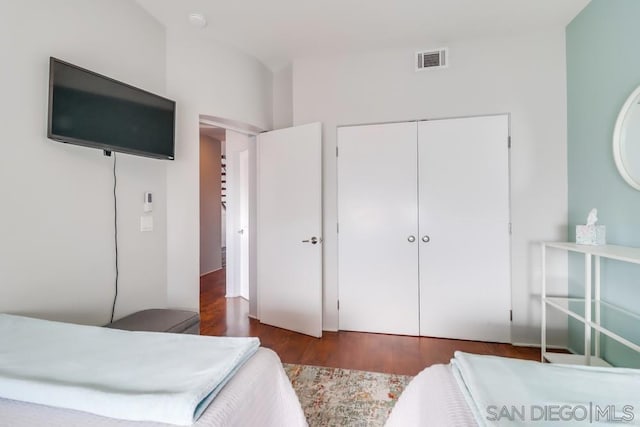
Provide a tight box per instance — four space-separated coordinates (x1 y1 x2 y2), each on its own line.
567 0 640 368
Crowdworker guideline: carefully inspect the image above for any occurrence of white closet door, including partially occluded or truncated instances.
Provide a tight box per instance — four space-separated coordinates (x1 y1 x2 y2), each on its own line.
337 122 419 335
418 115 511 342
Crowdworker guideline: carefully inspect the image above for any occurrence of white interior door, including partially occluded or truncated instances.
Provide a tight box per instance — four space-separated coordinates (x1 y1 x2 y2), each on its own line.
418 115 511 342
225 131 251 299
257 122 322 337
337 122 420 336
238 150 249 300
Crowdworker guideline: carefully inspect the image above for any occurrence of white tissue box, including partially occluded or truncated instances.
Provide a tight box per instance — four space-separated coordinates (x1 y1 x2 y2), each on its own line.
576 225 606 245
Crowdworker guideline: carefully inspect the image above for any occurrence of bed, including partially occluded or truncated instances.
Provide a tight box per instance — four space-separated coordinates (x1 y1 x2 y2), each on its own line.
386 351 640 427
0 314 307 427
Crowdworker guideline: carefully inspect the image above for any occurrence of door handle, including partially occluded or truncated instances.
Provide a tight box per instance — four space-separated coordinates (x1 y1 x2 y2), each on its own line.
422 235 430 243
302 237 320 244
407 235 416 243
238 229 244 235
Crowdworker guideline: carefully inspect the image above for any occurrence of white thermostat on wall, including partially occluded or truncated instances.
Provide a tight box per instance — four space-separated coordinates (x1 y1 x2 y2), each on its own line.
144 192 153 213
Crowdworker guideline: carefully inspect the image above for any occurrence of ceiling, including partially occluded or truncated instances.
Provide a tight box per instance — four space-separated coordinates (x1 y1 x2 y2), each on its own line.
136 0 590 70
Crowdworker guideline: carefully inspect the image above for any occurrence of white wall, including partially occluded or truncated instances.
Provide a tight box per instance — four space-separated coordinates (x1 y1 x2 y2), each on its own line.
165 30 272 312
0 0 168 325
273 65 294 129
292 30 569 345
199 134 222 275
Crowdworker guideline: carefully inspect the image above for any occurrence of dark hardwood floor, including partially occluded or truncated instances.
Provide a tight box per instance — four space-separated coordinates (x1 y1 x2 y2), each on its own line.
200 269 541 376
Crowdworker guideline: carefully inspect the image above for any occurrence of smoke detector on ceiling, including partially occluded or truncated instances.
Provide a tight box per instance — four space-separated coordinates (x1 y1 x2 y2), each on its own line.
188 13 208 28
416 48 448 71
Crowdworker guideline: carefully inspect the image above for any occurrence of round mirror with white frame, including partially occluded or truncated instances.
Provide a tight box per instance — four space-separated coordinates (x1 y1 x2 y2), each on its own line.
613 85 640 190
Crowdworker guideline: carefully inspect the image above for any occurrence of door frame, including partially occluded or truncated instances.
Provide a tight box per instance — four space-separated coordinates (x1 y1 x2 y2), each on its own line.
200 116 261 318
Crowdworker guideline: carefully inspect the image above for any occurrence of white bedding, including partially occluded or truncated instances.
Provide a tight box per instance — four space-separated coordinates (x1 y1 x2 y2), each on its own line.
452 351 640 426
0 347 307 427
385 364 476 427
387 352 640 427
0 314 261 425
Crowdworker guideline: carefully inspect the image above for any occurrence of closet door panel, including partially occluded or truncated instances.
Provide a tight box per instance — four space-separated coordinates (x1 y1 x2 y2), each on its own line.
338 122 419 335
418 115 511 342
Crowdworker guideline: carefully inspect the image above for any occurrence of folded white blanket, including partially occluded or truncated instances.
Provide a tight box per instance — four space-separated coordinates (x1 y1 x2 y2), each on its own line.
452 351 640 426
0 314 259 425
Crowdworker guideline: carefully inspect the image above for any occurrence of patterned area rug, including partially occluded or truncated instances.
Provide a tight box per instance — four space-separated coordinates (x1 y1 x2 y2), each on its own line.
283 364 413 427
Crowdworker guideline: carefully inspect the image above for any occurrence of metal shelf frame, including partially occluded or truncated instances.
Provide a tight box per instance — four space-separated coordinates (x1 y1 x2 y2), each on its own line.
541 242 640 366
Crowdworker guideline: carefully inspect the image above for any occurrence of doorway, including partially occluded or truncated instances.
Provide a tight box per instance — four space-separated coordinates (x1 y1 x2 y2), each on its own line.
199 116 260 318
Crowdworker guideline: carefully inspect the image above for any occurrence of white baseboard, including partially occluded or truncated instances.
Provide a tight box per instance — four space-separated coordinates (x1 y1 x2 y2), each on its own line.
511 342 569 350
225 295 250 301
200 267 223 277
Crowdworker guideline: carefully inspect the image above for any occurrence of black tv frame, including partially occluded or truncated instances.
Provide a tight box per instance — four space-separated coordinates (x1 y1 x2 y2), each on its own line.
47 57 176 160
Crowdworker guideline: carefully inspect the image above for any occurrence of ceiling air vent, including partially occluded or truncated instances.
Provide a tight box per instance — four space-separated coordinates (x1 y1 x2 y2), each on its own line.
416 48 448 71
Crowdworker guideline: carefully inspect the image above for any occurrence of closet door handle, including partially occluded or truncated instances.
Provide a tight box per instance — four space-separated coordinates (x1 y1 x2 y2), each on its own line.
422 235 430 243
407 236 416 243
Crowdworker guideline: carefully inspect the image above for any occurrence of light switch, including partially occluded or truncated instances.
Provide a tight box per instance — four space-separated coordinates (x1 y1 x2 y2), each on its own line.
140 215 154 232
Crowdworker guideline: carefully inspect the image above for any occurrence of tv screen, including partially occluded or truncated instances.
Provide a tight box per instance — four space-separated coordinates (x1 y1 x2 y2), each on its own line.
47 57 175 160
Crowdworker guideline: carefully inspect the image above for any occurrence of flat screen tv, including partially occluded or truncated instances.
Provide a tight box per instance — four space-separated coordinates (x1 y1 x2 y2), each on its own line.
47 57 175 160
